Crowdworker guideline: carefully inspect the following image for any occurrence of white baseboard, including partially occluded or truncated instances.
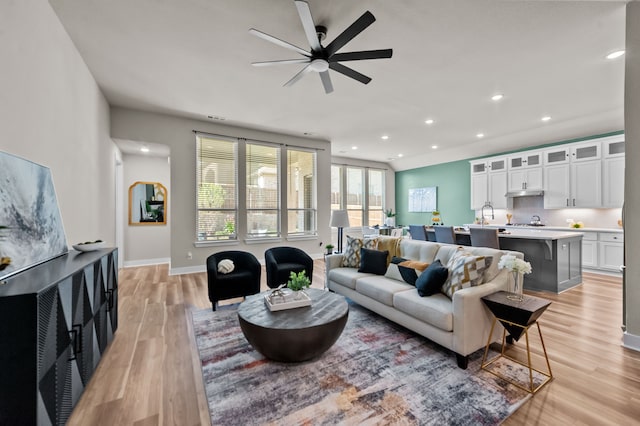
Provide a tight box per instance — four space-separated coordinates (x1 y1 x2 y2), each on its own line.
169 264 206 276
123 257 170 268
623 331 640 352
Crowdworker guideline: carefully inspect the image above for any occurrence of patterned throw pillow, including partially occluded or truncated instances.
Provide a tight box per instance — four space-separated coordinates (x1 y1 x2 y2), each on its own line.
342 235 378 267
384 256 430 285
441 250 493 298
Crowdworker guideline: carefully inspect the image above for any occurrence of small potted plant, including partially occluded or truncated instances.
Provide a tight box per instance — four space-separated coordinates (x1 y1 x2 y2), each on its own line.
383 208 396 227
325 244 334 255
287 270 311 292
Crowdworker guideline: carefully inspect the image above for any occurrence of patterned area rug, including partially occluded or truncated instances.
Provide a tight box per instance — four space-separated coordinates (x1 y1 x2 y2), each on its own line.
192 303 538 425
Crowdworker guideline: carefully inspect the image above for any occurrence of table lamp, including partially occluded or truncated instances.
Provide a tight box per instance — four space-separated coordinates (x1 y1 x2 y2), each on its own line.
330 209 350 253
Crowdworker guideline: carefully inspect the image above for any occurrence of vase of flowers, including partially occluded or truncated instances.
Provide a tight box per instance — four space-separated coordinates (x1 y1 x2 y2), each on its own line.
498 254 532 301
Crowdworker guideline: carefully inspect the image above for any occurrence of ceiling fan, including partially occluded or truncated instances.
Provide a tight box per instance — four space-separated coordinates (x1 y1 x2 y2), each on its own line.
249 0 393 94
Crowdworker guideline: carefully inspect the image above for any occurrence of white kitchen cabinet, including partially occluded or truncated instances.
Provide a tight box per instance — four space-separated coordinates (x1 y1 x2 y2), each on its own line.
603 156 625 208
581 232 598 268
543 141 602 208
603 136 625 158
508 168 543 192
598 232 624 272
469 157 507 209
543 164 571 208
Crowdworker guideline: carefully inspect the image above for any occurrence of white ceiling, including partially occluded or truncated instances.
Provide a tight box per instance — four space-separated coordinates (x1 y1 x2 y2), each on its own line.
49 0 626 170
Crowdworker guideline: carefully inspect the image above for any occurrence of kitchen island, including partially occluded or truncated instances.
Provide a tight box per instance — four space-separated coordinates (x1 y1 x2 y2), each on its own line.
426 226 583 293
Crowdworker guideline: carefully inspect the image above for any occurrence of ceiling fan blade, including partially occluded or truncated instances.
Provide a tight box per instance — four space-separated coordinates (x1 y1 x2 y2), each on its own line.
252 59 311 67
284 64 313 87
325 11 376 57
330 49 393 62
319 71 334 94
249 28 310 57
294 0 322 52
329 62 372 84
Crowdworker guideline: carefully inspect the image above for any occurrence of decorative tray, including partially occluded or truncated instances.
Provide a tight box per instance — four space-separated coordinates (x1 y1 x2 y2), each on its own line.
264 289 311 312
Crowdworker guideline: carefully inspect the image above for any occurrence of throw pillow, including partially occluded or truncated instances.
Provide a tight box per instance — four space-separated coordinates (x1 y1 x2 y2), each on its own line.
358 248 389 275
217 259 234 274
341 235 378 268
376 237 401 264
415 259 449 296
441 250 493 298
384 256 429 286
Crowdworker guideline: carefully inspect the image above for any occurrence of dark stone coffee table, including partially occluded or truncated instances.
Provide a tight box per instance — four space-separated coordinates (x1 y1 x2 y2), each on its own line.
237 288 348 362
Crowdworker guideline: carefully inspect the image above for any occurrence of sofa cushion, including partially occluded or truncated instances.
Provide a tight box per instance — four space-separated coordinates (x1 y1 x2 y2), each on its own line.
415 259 449 296
355 276 414 306
358 248 389 275
376 236 402 263
442 250 493 298
328 268 374 290
342 235 378 267
398 239 440 264
393 289 454 332
384 256 429 285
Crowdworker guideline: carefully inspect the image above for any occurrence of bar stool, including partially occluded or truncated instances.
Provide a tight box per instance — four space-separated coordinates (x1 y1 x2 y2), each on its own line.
408 225 428 241
470 227 500 249
434 226 456 244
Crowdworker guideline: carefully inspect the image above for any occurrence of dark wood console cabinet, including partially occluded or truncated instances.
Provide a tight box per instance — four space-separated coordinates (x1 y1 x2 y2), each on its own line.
0 248 118 425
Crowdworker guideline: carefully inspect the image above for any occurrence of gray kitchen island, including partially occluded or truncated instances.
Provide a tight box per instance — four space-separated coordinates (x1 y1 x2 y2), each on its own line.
427 226 583 293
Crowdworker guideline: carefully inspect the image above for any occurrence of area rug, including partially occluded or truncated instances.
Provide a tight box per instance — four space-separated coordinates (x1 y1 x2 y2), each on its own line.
192 303 540 425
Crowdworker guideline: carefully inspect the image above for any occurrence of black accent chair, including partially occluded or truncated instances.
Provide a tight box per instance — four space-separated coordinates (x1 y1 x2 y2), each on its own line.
265 247 313 289
206 251 261 311
408 225 428 241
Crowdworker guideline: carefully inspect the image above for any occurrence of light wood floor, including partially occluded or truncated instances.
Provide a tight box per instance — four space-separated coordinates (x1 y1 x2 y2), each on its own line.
67 263 640 425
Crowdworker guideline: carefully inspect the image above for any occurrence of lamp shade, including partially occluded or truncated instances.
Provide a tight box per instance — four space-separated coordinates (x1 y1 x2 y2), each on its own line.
330 209 350 228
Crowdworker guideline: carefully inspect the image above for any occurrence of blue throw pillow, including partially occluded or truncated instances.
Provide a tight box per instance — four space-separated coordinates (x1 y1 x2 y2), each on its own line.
358 248 389 275
416 259 449 296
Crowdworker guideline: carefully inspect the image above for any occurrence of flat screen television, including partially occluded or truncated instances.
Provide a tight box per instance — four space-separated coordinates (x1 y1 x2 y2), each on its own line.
0 151 68 281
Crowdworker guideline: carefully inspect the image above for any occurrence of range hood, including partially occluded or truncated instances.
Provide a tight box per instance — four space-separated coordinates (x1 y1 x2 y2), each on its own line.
505 190 544 198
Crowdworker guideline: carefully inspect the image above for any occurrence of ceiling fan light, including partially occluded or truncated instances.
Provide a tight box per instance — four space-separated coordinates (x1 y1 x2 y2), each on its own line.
310 59 329 72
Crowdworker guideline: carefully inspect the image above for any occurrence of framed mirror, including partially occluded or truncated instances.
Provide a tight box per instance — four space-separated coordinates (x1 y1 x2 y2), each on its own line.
129 181 167 225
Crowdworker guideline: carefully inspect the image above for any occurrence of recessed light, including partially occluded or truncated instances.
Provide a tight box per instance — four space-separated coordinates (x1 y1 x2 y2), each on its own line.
491 94 504 101
425 119 434 125
431 145 438 149
351 146 358 150
140 147 150 153
476 133 485 139
541 116 551 122
398 153 403 158
606 50 625 59
381 135 389 140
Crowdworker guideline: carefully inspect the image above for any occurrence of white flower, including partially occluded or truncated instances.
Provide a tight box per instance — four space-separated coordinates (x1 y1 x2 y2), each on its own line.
498 254 532 274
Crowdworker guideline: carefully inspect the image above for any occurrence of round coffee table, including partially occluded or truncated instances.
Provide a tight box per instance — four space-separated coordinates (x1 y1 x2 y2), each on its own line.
237 288 348 362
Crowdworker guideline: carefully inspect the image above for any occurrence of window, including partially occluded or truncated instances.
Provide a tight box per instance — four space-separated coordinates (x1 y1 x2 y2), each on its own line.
346 167 364 227
287 149 316 236
196 135 237 241
331 164 387 227
368 169 384 226
246 143 280 238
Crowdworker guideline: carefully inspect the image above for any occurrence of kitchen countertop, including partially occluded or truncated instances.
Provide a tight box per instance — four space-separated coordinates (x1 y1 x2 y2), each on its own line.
449 227 583 240
461 224 622 233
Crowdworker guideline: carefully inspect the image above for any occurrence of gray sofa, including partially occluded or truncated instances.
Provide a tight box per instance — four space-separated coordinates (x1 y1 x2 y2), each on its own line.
325 236 524 368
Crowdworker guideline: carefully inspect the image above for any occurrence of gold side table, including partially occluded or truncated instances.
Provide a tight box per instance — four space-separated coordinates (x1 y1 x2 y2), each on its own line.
481 291 553 394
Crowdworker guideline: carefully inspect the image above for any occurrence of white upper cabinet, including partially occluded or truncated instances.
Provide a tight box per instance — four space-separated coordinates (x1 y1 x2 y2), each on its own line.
543 140 603 208
599 135 625 207
469 157 507 209
508 151 542 191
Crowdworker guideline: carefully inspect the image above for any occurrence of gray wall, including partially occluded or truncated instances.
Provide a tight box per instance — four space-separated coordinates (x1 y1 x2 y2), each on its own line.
624 3 640 351
111 107 333 274
122 154 171 266
0 0 117 248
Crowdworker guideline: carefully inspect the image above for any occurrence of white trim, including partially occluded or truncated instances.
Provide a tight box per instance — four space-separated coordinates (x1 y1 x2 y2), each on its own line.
193 240 239 248
244 237 282 245
170 264 206 276
623 331 640 352
123 257 170 268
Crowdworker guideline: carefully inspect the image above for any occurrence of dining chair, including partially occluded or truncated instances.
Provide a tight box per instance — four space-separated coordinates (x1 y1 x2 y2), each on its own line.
408 225 428 241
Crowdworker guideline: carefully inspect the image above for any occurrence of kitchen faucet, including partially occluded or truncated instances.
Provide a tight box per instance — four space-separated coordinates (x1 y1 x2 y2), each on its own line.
481 202 494 227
